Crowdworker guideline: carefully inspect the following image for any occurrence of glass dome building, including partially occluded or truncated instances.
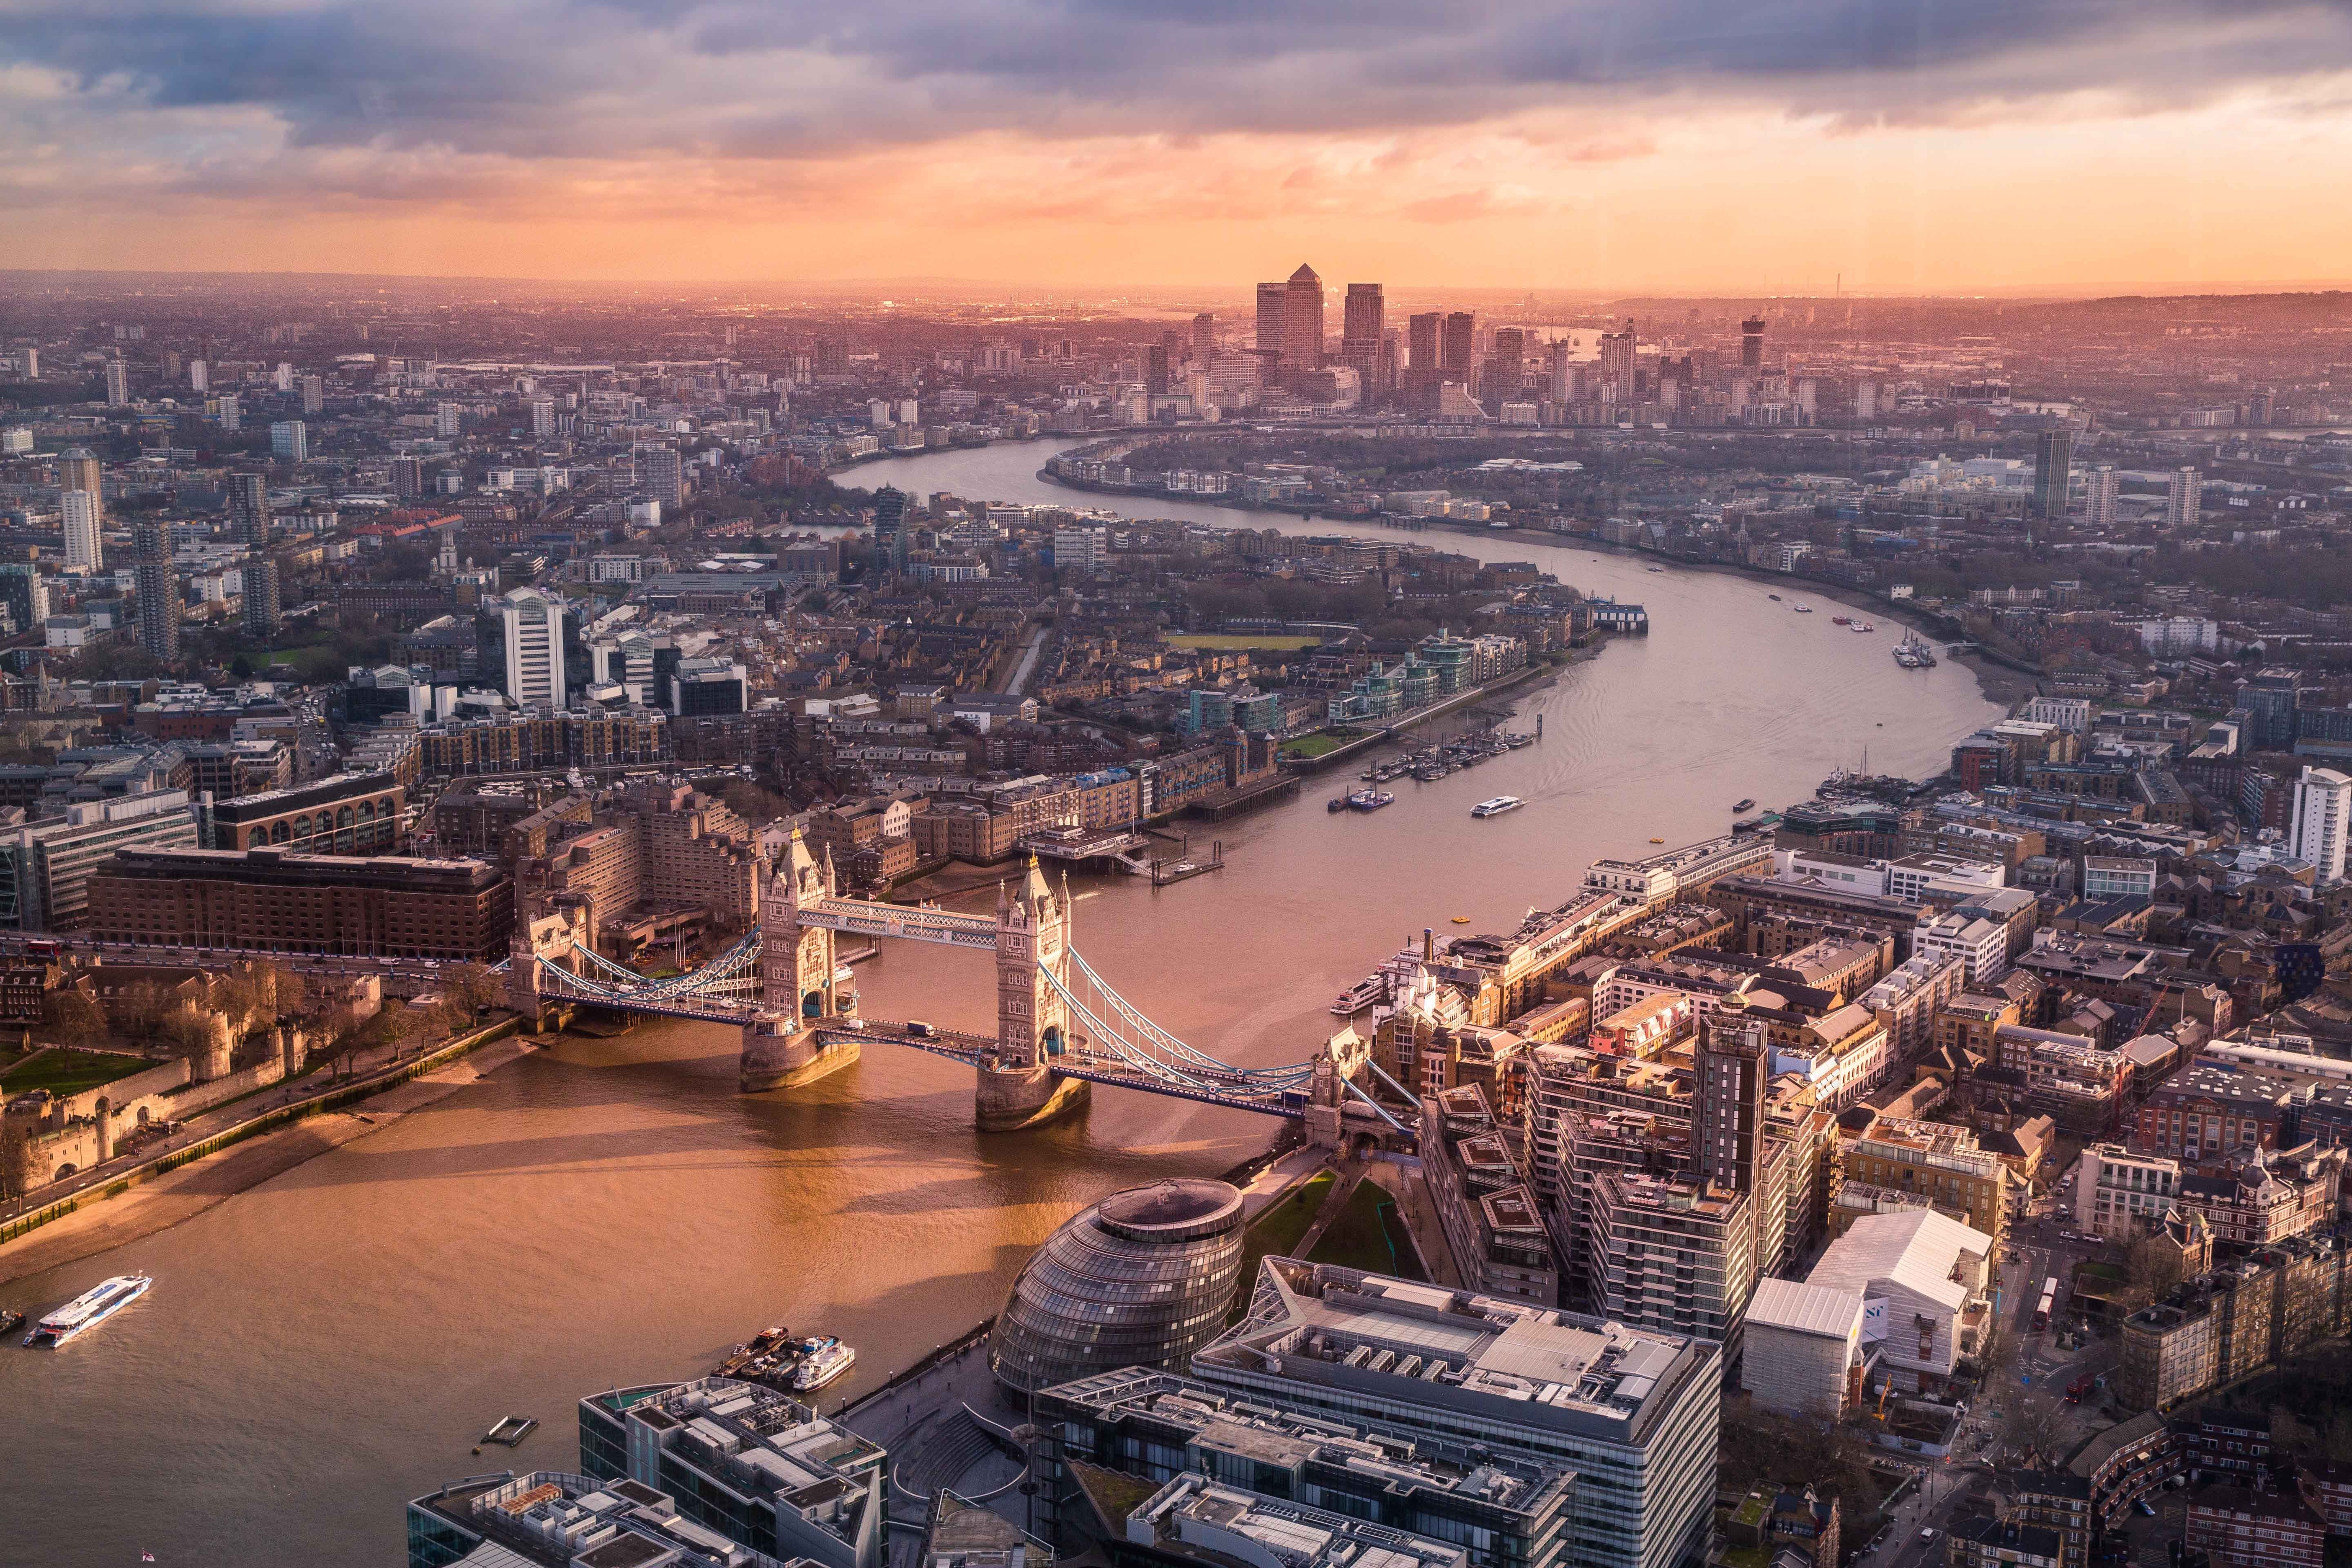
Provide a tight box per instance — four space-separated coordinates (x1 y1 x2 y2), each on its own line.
988 1178 1247 1395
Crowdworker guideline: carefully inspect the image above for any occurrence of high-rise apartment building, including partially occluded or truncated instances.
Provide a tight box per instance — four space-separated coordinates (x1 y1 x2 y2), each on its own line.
299 375 323 414
1485 327 1526 403
1408 312 1442 369
242 557 281 637
1741 316 1766 370
2167 466 2202 528
1341 282 1384 393
1281 263 1325 369
132 521 180 664
61 489 102 572
2291 766 2352 882
433 401 462 439
1695 1002 1768 1198
527 397 555 437
216 393 241 431
1190 312 1215 363
187 358 207 392
1254 281 1287 362
1441 312 1475 373
1599 323 1637 397
228 471 269 547
2086 463 2119 528
501 586 568 710
1145 343 1171 395
872 486 908 573
2033 429 2074 521
637 445 684 508
103 358 129 406
390 454 424 500
58 445 100 501
270 419 307 461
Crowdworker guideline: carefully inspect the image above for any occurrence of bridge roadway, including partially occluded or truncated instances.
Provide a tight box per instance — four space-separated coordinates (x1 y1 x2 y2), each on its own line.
807 1019 1315 1119
532 964 1320 1119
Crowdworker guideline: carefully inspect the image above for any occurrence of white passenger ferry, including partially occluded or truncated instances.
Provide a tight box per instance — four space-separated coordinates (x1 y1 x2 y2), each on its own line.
1470 797 1524 818
790 1335 855 1392
26 1274 151 1347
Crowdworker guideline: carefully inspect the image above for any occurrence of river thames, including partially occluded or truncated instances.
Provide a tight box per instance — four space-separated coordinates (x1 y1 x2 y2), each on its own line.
2 437 2001 1565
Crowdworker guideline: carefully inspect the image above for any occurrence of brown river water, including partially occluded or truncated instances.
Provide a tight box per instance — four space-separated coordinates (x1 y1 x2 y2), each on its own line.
1 439 2000 1564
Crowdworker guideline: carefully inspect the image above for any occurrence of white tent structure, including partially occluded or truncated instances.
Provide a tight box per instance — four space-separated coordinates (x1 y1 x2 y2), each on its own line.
1743 1277 1868 1418
1804 1209 1993 1390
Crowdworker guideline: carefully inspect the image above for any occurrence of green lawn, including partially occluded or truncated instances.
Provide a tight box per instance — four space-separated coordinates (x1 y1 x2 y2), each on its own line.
0 1047 153 1098
1305 1178 1423 1279
1278 732 1353 759
1165 633 1325 651
1228 1170 1336 1318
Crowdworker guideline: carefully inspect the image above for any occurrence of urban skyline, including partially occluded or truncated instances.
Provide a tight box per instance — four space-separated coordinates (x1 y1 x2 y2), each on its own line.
7 5 2352 289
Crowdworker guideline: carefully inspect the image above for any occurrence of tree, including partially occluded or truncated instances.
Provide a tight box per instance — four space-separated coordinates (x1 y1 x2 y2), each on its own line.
156 1000 222 1061
108 979 178 1042
315 1002 407 1079
0 1116 31 1201
42 987 107 1042
441 963 501 1022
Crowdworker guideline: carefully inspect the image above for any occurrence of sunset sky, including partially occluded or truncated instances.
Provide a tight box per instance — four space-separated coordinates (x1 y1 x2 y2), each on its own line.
9 0 2352 291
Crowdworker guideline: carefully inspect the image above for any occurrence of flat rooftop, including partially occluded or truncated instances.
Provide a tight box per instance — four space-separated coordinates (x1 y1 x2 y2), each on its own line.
1192 1260 1712 1448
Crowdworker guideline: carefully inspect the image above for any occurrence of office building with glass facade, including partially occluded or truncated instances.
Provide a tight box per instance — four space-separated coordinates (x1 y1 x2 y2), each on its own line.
1189 1262 1720 1568
989 1179 1247 1395
1036 1367 1574 1568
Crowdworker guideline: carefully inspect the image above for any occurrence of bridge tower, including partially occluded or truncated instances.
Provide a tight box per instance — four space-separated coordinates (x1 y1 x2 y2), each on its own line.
742 828 862 1093
762 828 842 1022
977 858 1090 1131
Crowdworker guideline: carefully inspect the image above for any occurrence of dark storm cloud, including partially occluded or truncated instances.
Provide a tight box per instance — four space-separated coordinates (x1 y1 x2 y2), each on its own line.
5 0 2350 163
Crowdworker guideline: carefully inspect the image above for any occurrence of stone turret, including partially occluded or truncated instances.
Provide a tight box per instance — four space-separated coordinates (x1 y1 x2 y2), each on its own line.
977 855 1088 1132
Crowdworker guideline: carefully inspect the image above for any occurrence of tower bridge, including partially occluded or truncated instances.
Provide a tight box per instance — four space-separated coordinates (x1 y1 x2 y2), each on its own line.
506 830 1405 1138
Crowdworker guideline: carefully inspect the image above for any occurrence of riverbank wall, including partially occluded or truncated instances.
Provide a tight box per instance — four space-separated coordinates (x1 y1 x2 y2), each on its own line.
1280 660 1561 775
0 1016 526 1250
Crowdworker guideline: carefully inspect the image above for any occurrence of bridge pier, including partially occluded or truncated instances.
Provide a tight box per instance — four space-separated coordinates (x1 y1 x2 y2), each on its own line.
974 1058 1090 1133
739 1011 862 1094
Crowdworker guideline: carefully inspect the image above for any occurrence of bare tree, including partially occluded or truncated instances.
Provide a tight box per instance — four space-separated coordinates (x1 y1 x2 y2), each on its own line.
156 1000 220 1061
108 979 178 1042
0 1116 32 1200
441 963 501 1021
42 987 107 1042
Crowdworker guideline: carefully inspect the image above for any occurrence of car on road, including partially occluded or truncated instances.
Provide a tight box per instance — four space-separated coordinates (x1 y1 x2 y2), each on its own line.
1919 1530 1938 1544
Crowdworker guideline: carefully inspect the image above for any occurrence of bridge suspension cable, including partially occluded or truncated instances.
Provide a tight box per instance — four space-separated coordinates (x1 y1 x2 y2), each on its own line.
1042 955 1317 1103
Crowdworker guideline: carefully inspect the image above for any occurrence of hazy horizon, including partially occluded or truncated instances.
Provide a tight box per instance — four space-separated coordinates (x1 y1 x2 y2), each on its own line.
10 2 2352 288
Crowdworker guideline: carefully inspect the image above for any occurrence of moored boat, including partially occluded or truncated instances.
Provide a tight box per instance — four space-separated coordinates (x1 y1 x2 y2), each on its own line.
1732 798 1756 812
791 1336 855 1392
1330 976 1386 1015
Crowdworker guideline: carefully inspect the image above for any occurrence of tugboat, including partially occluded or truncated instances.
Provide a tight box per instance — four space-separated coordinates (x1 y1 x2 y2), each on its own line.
1732 799 1756 813
791 1336 855 1393
717 1324 794 1378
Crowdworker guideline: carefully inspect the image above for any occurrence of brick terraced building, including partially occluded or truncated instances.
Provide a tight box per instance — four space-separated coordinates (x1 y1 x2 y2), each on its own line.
86 846 512 960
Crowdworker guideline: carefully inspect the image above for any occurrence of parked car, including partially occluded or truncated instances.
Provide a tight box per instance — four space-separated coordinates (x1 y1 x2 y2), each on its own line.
2136 1501 2156 1518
